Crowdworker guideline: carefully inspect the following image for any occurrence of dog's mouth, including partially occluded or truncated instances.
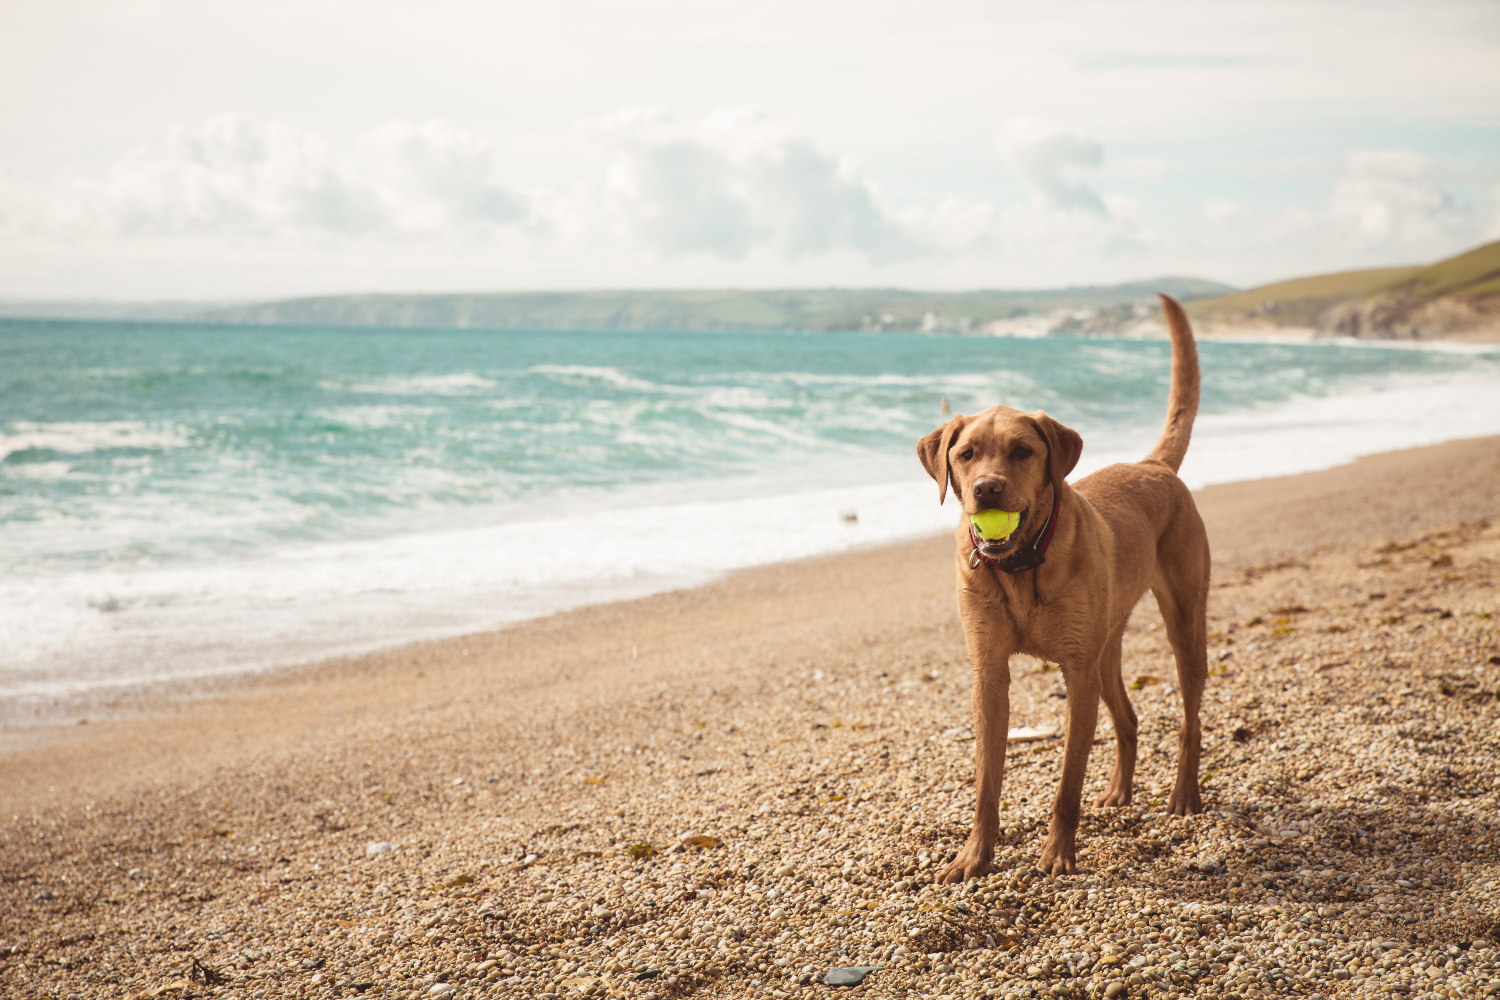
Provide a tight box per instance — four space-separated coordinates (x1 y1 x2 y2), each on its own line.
974 508 1026 556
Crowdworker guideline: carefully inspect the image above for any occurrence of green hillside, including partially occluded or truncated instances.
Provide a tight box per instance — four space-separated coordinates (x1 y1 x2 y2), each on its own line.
1382 239 1500 299
1187 239 1500 332
1186 266 1423 328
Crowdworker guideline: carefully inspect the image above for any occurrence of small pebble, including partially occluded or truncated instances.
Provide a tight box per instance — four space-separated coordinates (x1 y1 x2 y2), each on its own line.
824 965 880 986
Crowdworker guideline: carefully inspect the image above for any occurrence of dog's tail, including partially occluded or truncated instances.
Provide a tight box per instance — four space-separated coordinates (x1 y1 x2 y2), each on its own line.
1143 293 1200 474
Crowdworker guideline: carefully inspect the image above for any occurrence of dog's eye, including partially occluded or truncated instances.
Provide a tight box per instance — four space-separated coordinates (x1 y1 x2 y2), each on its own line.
959 448 974 461
1012 446 1032 460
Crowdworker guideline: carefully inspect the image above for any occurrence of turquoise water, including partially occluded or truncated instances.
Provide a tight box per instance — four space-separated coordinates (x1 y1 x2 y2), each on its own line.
3 318 1499 697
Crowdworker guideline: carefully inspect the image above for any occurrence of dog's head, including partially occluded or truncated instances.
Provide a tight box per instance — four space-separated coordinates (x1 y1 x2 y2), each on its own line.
917 406 1082 555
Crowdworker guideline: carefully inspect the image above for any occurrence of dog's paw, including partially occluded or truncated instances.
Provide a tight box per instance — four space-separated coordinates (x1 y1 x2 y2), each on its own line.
1167 785 1203 816
1093 785 1132 808
937 848 994 884
1037 832 1077 877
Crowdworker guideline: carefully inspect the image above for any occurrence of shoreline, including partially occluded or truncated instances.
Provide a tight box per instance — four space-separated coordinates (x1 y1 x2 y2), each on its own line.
7 329 1500 715
4 434 1499 743
2 435 1498 1000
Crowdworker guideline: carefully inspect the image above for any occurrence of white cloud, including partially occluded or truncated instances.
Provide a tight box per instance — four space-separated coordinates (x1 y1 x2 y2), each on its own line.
4 108 1495 298
994 117 1107 215
10 109 924 263
1188 149 1500 283
28 115 533 240
46 116 374 236
985 118 1145 260
357 121 527 232
1206 150 1495 257
1326 150 1491 252
0 109 1176 294
589 106 908 260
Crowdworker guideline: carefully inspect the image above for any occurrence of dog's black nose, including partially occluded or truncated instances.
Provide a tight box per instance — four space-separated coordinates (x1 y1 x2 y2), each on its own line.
972 477 1005 504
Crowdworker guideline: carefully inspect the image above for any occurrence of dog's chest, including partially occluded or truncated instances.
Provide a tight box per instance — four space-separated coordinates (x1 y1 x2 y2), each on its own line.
961 571 1092 660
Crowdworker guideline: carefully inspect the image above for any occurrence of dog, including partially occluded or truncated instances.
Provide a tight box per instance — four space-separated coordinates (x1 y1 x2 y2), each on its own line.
916 294 1208 880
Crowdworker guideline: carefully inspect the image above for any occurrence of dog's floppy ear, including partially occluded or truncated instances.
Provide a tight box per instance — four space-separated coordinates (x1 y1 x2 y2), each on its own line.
1028 410 1082 496
916 415 965 505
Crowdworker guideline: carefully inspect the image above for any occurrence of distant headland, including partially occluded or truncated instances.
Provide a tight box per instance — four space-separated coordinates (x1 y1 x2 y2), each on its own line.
3 239 1495 340
1187 239 1500 342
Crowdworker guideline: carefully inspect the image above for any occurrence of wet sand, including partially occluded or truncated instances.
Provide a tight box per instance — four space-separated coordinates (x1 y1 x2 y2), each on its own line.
2 436 1498 1000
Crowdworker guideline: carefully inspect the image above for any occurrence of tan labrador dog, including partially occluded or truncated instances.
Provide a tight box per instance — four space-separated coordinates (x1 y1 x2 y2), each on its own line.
916 294 1208 880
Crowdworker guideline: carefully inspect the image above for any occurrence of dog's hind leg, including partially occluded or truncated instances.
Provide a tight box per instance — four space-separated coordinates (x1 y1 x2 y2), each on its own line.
1153 565 1209 816
1093 620 1137 808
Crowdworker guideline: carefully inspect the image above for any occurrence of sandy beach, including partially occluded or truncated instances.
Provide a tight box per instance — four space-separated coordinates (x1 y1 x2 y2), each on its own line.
3 436 1499 1000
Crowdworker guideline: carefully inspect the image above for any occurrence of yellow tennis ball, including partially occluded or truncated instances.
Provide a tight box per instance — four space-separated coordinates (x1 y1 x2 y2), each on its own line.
971 509 1020 541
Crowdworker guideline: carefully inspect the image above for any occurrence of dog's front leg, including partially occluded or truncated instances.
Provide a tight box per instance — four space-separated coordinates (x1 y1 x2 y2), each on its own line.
1038 660 1101 876
939 631 1013 884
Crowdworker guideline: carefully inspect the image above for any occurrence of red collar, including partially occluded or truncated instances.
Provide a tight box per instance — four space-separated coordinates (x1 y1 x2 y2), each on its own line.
968 489 1061 573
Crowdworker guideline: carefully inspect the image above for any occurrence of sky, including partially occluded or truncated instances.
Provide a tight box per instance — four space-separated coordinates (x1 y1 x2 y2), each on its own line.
1 0 1497 300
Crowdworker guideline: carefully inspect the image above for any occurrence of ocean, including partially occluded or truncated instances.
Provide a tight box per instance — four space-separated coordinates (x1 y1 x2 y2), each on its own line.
3 319 1499 703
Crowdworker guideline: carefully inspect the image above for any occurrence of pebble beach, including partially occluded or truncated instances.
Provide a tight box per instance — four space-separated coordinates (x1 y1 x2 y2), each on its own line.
3 436 1500 1000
